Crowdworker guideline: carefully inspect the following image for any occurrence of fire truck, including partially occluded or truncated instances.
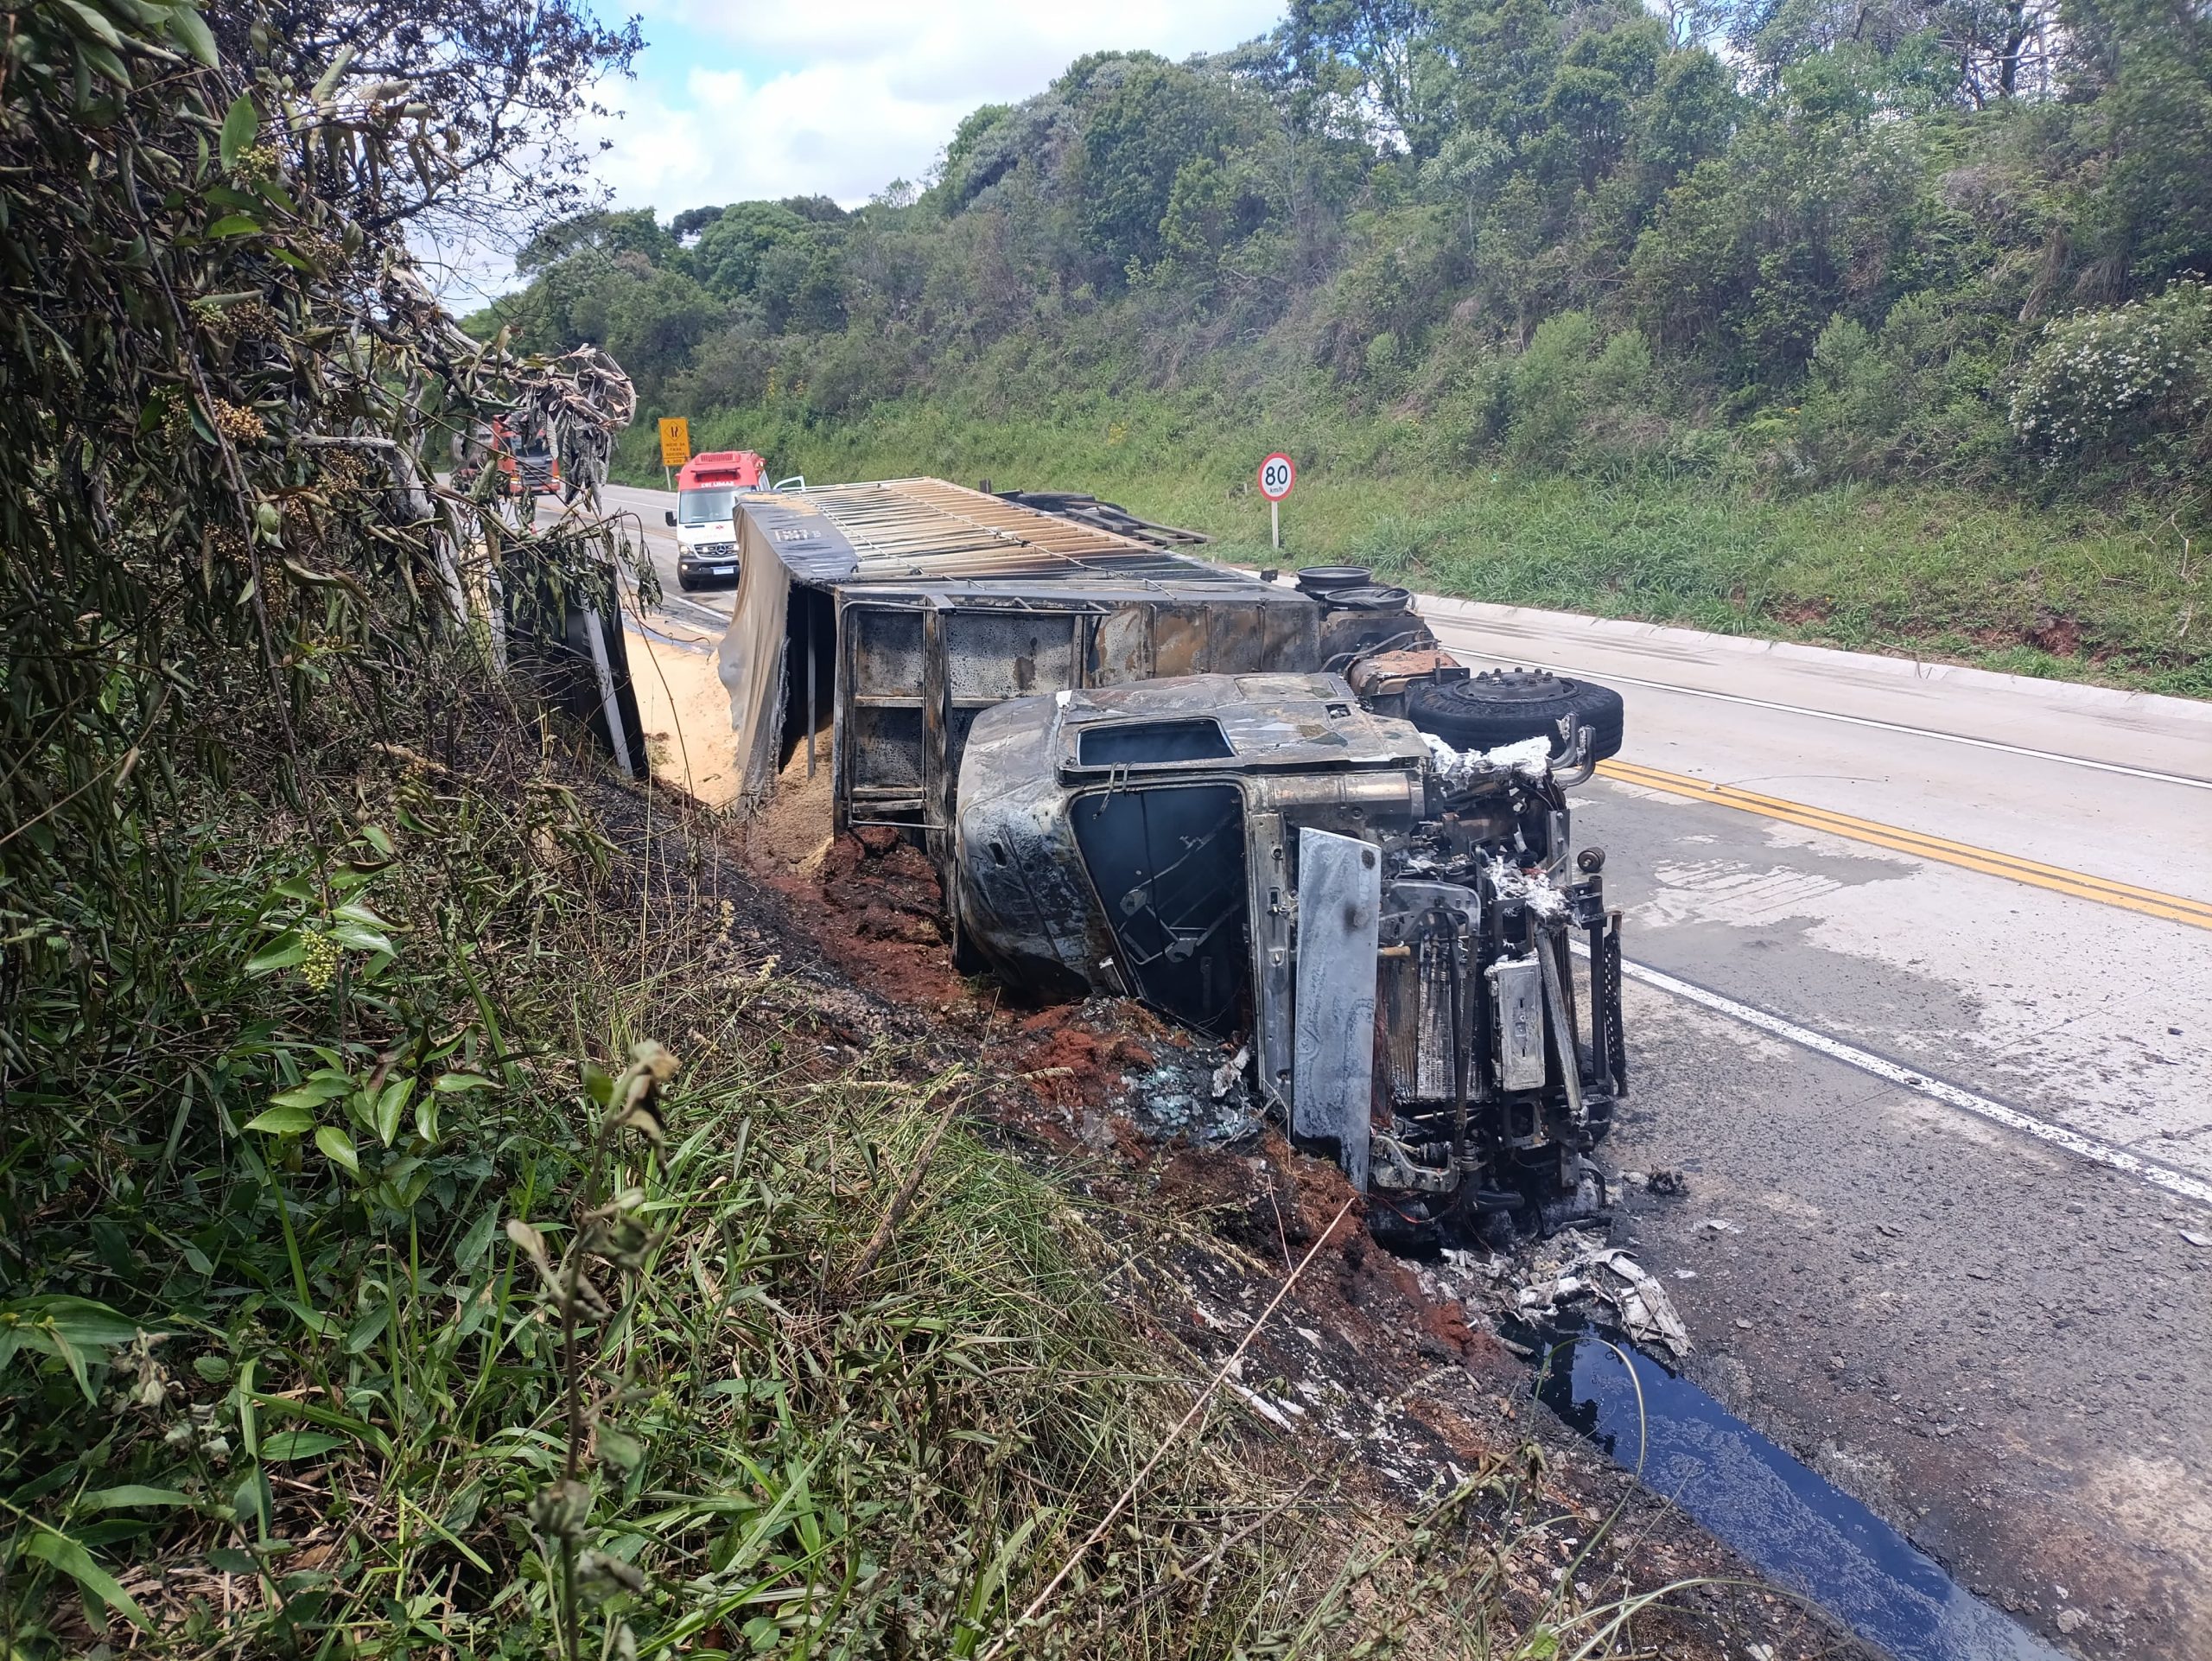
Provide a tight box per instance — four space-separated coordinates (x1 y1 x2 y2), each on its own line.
664 450 768 590
453 415 563 500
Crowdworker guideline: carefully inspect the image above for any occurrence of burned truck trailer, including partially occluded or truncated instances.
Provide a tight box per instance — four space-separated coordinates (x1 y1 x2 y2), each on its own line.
715 479 1629 1239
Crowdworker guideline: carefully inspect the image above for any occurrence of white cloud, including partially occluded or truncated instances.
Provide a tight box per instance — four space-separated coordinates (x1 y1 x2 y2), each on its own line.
590 0 1286 215
667 0 1277 90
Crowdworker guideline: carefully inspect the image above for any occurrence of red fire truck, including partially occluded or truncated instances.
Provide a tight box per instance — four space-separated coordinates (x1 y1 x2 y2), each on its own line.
454 416 564 499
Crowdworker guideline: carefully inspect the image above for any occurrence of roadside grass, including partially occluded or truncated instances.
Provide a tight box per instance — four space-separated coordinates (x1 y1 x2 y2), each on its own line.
1 726 1730 1658
0 742 1262 1658
628 395 2210 700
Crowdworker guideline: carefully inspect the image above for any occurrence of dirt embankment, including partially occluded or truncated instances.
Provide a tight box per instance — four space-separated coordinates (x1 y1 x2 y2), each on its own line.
676 771 1863 1661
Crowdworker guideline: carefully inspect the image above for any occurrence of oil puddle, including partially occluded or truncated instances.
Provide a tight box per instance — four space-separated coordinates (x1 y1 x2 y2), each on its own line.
1526 1321 2069 1661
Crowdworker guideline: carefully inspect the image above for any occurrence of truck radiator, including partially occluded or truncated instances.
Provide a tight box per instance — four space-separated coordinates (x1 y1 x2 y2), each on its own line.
1381 936 1458 1104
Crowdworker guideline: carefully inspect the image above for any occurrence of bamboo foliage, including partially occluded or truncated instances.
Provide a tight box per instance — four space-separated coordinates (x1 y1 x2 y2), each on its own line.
0 0 632 1014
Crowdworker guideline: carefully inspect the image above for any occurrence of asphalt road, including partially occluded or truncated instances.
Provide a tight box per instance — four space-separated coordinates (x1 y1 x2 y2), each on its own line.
594 482 738 632
584 480 2212 1657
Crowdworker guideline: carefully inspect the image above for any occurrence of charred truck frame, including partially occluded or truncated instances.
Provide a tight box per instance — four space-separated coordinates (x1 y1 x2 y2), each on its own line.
715 479 1630 1241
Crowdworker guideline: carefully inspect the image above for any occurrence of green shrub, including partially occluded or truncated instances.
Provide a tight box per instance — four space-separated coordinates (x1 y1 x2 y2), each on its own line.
1504 310 1600 467
1796 315 1904 476
2008 282 2212 464
1580 328 1664 472
1500 314 1669 473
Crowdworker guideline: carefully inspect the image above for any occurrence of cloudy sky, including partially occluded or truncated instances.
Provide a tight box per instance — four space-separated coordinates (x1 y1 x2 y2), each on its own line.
590 0 1287 213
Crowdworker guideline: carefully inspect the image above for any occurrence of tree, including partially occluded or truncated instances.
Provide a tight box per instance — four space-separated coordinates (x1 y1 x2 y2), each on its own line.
1724 0 2063 105
671 204 727 242
937 103 1017 207
1431 0 1573 148
1541 16 1665 188
1626 60 1930 381
780 194 851 224
207 0 640 245
1632 46 1742 188
2061 0 2212 288
1157 154 1274 287
1073 57 1243 275
690 201 817 301
518 207 676 274
563 259 727 393
931 93 1080 217
1277 0 1461 154
756 234 849 334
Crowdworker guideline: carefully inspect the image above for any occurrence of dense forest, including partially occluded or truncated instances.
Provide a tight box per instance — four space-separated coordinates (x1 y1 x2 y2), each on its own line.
473 0 2212 691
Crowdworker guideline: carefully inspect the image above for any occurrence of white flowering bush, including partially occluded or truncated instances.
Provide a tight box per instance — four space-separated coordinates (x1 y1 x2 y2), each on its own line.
2009 282 2212 458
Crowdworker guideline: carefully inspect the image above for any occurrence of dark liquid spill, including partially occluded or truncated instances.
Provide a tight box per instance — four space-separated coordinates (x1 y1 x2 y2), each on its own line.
1519 1318 2069 1661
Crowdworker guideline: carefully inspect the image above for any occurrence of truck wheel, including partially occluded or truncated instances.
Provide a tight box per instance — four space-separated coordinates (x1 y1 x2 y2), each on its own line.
675 566 696 593
1405 668 1624 761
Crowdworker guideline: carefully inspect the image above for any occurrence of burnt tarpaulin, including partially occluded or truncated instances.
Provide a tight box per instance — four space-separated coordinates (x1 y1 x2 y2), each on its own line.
716 512 798 807
728 488 861 584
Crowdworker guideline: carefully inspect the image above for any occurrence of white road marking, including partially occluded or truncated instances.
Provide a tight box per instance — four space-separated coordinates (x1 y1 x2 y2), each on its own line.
1610 952 2212 1210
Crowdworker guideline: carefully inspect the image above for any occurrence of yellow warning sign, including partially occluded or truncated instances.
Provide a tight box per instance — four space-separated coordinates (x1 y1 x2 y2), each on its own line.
658 417 691 468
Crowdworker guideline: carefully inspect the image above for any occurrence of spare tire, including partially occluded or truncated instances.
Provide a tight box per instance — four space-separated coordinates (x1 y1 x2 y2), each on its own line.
1295 565 1373 597
1405 668 1624 761
1317 583 1414 612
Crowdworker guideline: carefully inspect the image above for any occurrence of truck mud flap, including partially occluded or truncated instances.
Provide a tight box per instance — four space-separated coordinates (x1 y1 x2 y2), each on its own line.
505 558 650 780
1292 827 1381 1190
563 601 649 780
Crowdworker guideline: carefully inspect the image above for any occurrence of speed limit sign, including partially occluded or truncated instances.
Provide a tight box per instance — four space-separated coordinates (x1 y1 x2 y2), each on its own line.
1257 452 1295 548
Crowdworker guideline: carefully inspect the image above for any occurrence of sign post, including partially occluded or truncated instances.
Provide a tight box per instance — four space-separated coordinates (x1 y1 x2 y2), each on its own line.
1256 451 1296 550
658 417 691 489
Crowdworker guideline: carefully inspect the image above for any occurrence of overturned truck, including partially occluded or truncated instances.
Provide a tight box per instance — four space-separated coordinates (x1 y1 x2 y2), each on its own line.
715 479 1630 1242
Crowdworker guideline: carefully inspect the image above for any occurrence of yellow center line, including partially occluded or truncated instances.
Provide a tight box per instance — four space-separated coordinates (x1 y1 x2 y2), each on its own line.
1596 757 2212 932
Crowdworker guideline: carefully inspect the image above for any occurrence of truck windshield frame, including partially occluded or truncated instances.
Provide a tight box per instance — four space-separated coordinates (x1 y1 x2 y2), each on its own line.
678 487 738 525
1076 718 1235 767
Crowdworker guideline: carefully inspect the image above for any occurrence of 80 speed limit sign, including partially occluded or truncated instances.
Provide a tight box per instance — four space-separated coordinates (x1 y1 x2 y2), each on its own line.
1257 452 1296 500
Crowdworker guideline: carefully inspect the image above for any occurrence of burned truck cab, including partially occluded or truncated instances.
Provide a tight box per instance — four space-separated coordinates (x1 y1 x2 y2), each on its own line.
950 672 1628 1244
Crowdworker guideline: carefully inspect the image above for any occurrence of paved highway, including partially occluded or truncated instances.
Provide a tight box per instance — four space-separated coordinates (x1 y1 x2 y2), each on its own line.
1451 608 2212 1658
587 479 2211 1656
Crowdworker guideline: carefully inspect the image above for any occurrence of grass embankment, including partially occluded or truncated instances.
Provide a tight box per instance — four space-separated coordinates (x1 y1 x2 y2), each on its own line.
625 396 2210 700
0 739 1243 1655
3 726 1706 1658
